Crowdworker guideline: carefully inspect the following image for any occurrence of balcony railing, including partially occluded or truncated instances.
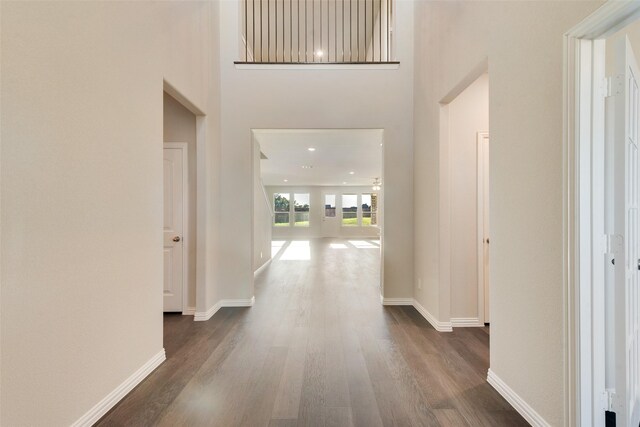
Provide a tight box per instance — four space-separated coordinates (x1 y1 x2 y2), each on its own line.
236 0 396 64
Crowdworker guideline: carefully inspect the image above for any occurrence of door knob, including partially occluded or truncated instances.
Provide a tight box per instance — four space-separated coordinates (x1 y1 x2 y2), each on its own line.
173 236 181 242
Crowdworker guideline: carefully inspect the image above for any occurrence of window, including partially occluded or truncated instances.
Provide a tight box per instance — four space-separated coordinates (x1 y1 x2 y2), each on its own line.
342 194 358 226
274 193 290 226
362 194 372 226
324 194 336 218
294 193 310 227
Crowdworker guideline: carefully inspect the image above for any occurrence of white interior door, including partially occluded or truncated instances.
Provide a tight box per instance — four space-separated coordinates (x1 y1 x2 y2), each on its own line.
163 147 185 312
610 36 640 427
321 193 339 237
477 132 490 324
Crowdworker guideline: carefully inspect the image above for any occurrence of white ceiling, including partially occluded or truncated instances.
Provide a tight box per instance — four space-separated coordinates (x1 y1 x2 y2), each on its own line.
255 129 383 186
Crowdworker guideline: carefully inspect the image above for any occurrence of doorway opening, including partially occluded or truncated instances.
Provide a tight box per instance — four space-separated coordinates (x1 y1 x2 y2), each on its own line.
440 71 490 328
251 129 384 299
566 4 640 426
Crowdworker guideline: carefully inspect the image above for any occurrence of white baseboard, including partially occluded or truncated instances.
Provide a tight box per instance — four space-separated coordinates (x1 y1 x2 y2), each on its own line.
222 296 256 307
450 317 484 327
194 301 222 321
487 369 551 427
380 296 414 305
72 349 166 427
194 296 256 322
254 258 272 277
411 299 453 332
182 307 196 316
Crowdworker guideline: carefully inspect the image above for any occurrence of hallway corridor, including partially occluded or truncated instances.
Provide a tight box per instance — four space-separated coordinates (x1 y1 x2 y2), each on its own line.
97 239 526 426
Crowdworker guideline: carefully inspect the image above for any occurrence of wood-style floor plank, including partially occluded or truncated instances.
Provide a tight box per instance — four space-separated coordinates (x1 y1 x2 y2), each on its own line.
96 238 526 427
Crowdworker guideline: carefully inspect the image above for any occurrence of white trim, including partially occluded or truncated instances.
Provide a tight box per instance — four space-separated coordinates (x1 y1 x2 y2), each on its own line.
71 349 166 427
183 307 196 316
564 2 640 425
193 297 256 322
378 296 454 332
235 63 400 71
451 317 484 328
380 296 413 305
476 131 490 325
254 258 272 277
412 299 453 332
487 369 551 427
194 301 222 322
222 296 256 307
164 143 190 315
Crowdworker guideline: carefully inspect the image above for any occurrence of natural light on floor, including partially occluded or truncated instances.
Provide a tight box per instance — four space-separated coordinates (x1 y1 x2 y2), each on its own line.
330 243 348 249
349 240 379 249
280 240 311 261
271 240 286 258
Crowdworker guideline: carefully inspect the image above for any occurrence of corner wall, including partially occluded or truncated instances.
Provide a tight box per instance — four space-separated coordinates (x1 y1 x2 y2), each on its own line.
0 1 221 424
413 1 601 424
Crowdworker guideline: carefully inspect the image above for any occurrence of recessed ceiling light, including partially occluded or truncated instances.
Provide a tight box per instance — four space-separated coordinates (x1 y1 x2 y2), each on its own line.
315 50 324 57
343 181 347 185
301 165 313 169
349 171 355 175
308 147 316 152
283 179 288 182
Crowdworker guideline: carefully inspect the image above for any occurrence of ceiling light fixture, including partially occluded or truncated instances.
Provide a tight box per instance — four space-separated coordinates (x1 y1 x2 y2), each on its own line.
343 181 347 185
301 165 313 169
349 171 355 175
372 178 382 191
315 50 324 57
284 179 288 182
308 147 316 152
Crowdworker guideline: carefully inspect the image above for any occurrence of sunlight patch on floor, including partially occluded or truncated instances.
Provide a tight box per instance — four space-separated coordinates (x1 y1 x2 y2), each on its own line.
280 240 311 260
349 240 379 249
330 243 348 249
271 240 286 258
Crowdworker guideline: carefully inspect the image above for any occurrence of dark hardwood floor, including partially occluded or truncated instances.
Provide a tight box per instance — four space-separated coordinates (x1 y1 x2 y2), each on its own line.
97 238 527 426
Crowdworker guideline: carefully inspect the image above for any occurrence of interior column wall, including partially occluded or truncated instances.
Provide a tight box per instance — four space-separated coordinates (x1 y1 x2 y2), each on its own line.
0 1 221 424
413 1 602 425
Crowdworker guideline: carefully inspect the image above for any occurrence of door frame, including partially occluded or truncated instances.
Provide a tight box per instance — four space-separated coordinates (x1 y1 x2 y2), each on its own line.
476 131 489 325
564 2 640 425
164 142 190 315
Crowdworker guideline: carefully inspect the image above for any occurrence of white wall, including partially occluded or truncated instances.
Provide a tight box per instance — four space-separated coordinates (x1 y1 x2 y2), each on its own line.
0 1 221 424
448 74 488 319
254 141 273 271
267 186 382 239
413 1 601 425
164 92 197 310
220 0 414 300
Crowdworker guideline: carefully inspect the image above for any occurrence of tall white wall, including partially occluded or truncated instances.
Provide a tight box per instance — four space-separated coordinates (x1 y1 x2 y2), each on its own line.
220 0 414 300
0 1 221 424
267 185 381 239
413 1 601 425
448 74 488 319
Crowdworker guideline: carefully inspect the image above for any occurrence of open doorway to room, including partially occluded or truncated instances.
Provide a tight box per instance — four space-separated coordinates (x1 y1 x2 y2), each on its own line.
566 4 640 426
251 129 384 298
441 72 490 328
162 91 198 316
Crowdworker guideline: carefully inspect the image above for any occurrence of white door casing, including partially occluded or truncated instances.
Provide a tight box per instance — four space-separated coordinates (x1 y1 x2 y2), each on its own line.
610 36 640 427
163 144 188 312
477 132 490 324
